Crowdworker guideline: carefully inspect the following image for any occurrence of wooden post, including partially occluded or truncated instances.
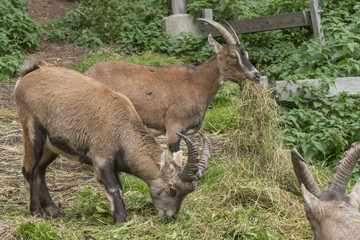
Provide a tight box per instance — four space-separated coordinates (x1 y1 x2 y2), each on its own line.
309 0 325 44
172 0 186 15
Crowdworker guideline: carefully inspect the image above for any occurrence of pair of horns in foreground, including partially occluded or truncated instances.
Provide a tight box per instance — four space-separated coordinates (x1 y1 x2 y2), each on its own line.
292 140 360 197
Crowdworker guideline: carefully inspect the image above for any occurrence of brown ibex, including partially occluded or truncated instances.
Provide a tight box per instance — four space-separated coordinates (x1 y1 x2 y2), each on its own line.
14 60 211 224
85 19 260 152
291 141 360 240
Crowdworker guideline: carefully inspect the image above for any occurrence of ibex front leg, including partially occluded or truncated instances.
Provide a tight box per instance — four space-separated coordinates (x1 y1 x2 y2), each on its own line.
21 121 46 218
37 147 64 218
93 157 127 224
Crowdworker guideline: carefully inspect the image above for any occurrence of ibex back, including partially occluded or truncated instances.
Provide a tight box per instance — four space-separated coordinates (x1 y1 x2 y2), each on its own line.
86 19 260 152
14 60 211 224
291 141 360 240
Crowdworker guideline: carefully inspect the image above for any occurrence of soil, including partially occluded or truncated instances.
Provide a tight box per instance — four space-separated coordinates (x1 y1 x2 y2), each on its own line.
0 1 227 238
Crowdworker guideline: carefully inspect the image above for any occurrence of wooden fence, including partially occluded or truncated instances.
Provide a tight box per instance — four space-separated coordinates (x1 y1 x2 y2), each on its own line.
201 0 325 44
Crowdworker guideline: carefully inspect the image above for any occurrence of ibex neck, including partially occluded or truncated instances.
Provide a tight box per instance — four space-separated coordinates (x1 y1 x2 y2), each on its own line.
117 127 163 183
191 55 222 107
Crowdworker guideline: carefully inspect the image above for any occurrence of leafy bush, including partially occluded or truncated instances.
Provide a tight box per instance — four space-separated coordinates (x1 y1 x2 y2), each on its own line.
0 0 40 78
44 0 212 63
274 0 360 170
282 91 360 168
243 0 360 81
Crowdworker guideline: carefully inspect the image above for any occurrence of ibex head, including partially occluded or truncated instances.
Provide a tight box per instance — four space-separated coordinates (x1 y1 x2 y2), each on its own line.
149 132 211 221
198 18 260 85
291 141 360 240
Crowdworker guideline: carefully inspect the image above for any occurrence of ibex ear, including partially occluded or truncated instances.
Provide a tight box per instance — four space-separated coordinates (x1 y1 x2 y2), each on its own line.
208 34 223 54
173 150 183 166
349 179 360 208
158 151 170 171
301 184 321 212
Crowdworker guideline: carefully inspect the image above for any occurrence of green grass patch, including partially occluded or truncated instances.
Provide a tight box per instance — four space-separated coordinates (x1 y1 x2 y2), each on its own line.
202 83 240 134
72 49 182 73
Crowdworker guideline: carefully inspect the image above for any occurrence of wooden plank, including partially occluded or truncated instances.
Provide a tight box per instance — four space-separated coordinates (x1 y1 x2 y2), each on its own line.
172 0 186 14
275 77 360 101
308 0 325 44
203 11 311 36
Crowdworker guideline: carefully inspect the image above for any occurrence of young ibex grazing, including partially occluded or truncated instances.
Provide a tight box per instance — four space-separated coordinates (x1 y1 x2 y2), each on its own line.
14 60 211 224
85 19 260 152
291 141 360 240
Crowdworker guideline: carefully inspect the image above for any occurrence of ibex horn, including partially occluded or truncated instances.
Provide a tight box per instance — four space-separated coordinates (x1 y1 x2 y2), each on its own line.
197 131 211 173
197 18 237 45
291 148 322 198
224 21 240 45
328 140 360 193
177 132 199 182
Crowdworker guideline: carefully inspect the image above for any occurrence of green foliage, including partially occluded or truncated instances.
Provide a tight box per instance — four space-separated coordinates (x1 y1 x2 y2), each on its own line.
273 0 360 170
44 0 212 63
187 0 265 20
244 1 360 81
0 73 10 82
283 91 360 168
0 0 40 78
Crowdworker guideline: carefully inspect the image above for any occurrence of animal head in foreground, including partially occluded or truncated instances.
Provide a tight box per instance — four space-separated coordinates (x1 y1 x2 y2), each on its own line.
291 141 360 240
14 60 212 224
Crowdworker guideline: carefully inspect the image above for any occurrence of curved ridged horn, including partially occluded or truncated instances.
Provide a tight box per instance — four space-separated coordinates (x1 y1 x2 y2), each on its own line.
177 132 200 182
197 18 237 45
291 148 322 198
197 131 211 172
328 140 360 193
224 21 240 45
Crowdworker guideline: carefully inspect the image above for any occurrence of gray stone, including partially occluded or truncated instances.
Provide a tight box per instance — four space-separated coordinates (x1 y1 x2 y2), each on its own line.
162 14 201 37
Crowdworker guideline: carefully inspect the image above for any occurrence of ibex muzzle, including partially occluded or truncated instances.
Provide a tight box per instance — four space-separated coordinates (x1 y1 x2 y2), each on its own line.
85 19 259 153
291 141 360 240
14 60 212 224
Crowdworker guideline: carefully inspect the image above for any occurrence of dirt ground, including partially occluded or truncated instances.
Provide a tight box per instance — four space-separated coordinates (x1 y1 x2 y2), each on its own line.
0 1 227 237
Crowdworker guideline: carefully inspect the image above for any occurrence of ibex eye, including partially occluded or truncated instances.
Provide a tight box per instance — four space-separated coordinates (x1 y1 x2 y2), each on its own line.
170 188 176 196
230 54 237 60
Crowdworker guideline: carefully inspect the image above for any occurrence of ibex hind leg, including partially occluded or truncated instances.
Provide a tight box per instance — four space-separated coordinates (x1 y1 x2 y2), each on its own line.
92 157 127 224
21 120 47 218
37 146 64 218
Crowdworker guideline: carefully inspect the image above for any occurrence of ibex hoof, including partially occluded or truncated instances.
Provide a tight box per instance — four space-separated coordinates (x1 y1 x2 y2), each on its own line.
32 210 46 219
46 206 65 218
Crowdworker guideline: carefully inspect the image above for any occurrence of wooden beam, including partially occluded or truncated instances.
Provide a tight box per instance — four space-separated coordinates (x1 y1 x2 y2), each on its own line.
172 0 186 15
202 11 311 36
308 0 325 44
